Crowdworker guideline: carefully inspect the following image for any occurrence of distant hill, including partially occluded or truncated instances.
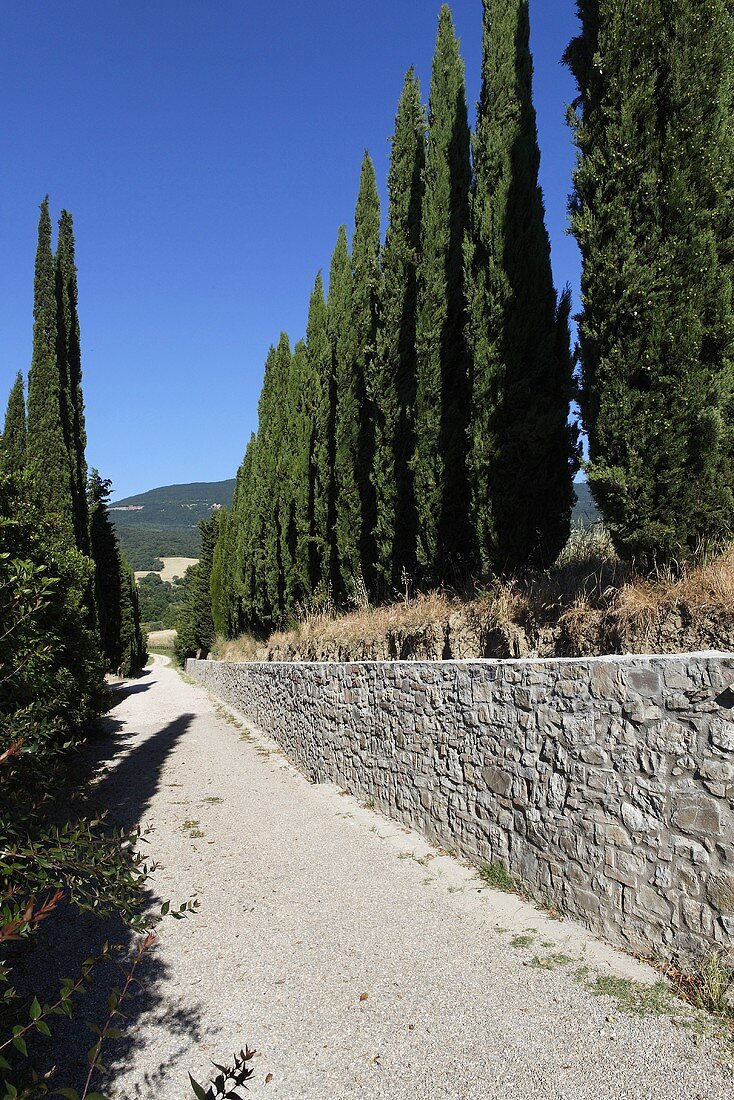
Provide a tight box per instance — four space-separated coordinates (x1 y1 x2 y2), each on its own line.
111 479 235 569
113 475 598 571
572 479 599 525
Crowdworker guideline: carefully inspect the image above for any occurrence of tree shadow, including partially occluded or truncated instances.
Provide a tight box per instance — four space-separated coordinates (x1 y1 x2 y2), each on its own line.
9 711 212 1093
108 681 153 705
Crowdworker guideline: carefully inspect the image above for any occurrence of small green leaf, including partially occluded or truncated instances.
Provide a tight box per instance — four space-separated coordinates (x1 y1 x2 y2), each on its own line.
29 996 41 1020
189 1075 209 1100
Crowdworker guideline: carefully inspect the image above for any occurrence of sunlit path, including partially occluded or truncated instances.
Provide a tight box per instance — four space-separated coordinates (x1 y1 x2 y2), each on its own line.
95 655 730 1099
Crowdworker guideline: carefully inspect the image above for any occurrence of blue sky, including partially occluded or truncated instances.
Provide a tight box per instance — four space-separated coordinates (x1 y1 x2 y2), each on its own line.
0 0 581 500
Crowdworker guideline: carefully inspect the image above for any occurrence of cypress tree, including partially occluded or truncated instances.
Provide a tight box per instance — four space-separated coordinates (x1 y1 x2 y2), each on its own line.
328 225 360 598
351 152 381 590
175 512 220 662
465 0 579 573
373 69 425 592
413 6 473 585
210 506 228 637
225 434 257 636
287 338 312 612
307 273 338 598
565 0 734 565
2 372 26 470
89 471 145 675
56 211 91 555
269 333 294 623
26 198 73 531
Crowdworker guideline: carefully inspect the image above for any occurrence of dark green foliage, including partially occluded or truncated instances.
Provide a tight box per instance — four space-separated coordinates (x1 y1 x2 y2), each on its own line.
1 371 26 470
175 512 221 661
119 565 147 676
225 438 256 636
89 471 146 676
352 153 381 590
137 570 184 630
0 469 105 737
566 0 734 565
286 339 312 610
329 225 360 597
413 5 474 585
56 211 91 555
210 506 228 636
465 0 579 573
258 335 293 626
306 274 336 597
26 198 74 533
373 70 425 592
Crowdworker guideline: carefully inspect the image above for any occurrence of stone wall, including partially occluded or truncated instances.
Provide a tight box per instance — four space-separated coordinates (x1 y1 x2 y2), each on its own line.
187 653 734 960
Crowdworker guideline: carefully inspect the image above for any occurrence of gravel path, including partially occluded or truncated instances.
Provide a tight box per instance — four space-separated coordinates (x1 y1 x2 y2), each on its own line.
91 655 730 1098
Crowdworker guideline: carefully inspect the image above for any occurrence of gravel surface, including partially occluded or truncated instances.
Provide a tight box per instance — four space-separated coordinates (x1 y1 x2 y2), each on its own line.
88 655 730 1098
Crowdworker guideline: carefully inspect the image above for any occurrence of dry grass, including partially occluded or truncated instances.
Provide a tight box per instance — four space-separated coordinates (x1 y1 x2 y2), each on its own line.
214 530 734 663
147 628 177 649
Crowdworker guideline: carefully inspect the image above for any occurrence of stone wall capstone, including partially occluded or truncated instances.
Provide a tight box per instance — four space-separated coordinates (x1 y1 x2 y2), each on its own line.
186 653 734 960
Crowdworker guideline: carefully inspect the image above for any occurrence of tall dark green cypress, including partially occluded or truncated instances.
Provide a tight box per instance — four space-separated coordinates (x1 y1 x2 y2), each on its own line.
373 70 425 592
328 225 360 597
351 152 381 590
89 471 145 676
26 198 73 531
286 336 312 611
210 506 228 637
306 273 337 597
413 6 473 585
227 433 258 634
465 0 579 573
56 211 91 555
176 512 220 661
2 372 26 470
566 0 734 565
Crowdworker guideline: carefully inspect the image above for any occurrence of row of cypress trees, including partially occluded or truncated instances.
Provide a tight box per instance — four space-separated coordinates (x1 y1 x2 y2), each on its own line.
214 1 580 638
1 199 146 677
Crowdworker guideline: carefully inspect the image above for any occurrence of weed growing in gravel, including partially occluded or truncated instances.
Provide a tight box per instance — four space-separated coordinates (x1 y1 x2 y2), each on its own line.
586 975 674 1017
682 952 733 1017
480 861 517 892
182 818 205 839
511 934 536 949
530 953 573 970
203 796 224 805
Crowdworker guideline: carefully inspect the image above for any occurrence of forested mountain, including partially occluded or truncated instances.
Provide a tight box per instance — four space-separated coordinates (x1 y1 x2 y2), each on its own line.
110 479 235 566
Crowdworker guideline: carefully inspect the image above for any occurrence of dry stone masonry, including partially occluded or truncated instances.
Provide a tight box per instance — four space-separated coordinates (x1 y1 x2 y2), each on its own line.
187 653 734 960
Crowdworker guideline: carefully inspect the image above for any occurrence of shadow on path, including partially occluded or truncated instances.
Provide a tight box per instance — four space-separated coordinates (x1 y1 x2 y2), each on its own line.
13 697 210 1094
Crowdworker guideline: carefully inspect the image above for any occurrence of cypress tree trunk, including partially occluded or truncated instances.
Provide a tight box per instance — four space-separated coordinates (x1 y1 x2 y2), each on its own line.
413 5 473 586
328 226 360 599
373 69 425 594
2 372 26 470
466 0 579 573
26 198 74 532
351 153 381 593
56 211 91 555
566 0 734 565
306 273 337 599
